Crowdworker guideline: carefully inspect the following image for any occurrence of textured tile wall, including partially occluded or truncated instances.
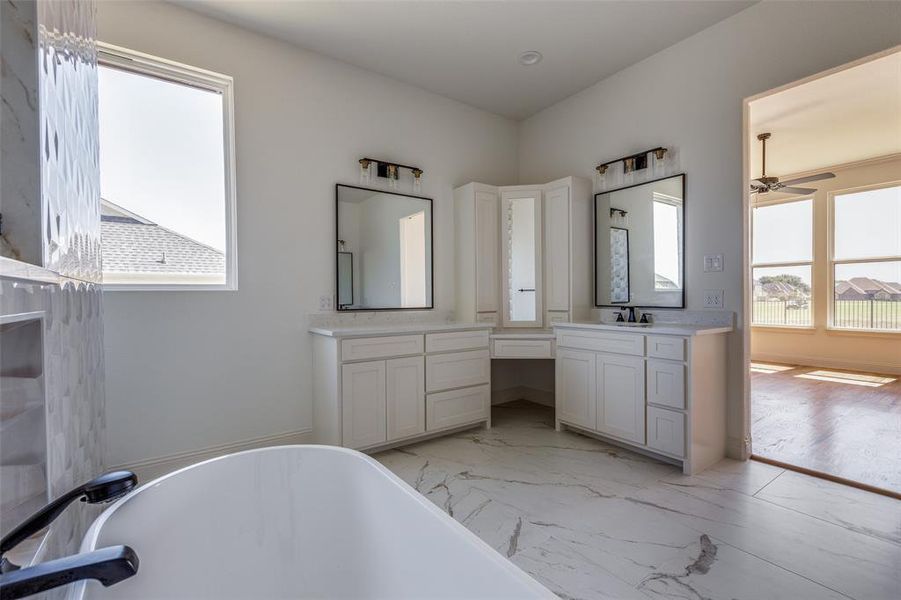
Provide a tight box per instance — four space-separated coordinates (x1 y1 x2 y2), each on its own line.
38 0 101 282
0 278 106 564
0 0 105 579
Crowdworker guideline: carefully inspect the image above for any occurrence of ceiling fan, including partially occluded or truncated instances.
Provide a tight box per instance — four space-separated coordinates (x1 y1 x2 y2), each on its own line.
749 133 835 194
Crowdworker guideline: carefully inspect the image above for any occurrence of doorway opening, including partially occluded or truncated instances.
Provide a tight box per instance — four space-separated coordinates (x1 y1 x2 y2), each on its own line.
743 47 901 497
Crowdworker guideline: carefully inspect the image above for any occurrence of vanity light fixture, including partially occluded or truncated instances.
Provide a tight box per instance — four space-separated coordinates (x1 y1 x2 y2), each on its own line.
609 208 628 219
357 158 425 194
518 50 543 66
595 147 668 180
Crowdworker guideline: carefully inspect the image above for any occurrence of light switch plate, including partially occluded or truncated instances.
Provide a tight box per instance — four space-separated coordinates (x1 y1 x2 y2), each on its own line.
704 254 724 272
703 289 724 308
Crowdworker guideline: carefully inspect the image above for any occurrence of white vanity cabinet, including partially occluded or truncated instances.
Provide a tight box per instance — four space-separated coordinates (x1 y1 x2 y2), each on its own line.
312 325 492 452
454 177 592 328
554 323 729 475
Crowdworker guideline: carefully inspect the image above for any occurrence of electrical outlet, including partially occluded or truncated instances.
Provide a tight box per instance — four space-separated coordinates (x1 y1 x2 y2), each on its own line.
319 295 333 311
704 254 724 272
703 289 724 308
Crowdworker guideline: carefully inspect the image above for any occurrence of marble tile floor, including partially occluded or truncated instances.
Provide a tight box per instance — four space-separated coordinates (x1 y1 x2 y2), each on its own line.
374 401 901 600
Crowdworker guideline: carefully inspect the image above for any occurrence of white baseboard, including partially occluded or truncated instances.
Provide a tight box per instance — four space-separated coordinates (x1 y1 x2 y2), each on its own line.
751 352 901 375
110 428 314 483
492 386 554 408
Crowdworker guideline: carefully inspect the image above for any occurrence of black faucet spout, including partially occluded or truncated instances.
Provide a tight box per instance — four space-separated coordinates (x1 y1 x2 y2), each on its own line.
627 307 637 322
0 545 138 599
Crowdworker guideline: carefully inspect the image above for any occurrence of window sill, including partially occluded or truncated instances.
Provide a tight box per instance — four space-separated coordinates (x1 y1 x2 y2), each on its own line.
103 284 237 292
751 325 816 333
825 327 901 339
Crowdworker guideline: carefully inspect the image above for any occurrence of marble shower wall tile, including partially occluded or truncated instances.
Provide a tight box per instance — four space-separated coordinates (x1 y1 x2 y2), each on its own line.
37 0 101 282
0 0 41 264
0 278 106 566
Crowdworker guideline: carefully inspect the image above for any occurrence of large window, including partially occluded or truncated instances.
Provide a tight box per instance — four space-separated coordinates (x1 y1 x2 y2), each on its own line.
752 199 813 326
831 184 901 331
98 45 236 289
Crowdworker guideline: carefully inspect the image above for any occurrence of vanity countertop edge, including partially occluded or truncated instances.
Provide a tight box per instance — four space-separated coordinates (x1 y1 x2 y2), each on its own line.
309 322 494 338
553 322 733 336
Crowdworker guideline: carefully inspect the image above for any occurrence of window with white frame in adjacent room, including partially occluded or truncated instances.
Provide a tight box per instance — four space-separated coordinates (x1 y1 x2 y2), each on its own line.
98 44 236 290
751 198 814 327
830 183 901 331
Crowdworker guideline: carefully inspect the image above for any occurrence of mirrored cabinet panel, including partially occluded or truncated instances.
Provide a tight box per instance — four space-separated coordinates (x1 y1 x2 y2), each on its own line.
336 184 433 310
501 189 543 327
595 174 685 308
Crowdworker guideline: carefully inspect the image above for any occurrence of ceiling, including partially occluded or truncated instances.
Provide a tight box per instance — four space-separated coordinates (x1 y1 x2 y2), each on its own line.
174 0 754 120
749 50 901 178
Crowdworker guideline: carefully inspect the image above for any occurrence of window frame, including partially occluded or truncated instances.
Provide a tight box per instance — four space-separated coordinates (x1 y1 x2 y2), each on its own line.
750 195 815 329
651 192 684 292
98 42 238 292
827 180 901 332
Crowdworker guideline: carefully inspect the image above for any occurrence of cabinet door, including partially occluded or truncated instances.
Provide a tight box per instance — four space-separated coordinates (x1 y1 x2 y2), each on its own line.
647 406 685 457
556 348 596 429
341 361 387 449
646 359 685 410
475 191 499 312
386 356 425 441
596 354 646 444
544 184 570 312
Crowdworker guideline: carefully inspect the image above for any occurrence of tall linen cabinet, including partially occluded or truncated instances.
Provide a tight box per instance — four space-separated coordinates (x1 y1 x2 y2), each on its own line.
454 176 593 327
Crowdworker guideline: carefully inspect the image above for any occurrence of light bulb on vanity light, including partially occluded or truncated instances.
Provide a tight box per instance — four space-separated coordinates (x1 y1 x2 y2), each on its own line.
412 168 423 194
652 148 668 178
387 164 398 190
359 159 371 185
595 164 608 192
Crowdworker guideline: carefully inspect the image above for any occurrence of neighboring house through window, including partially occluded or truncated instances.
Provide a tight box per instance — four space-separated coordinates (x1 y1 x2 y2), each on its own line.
98 44 236 289
830 183 901 331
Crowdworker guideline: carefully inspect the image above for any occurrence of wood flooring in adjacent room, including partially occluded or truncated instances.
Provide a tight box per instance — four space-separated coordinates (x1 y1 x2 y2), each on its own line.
751 362 901 494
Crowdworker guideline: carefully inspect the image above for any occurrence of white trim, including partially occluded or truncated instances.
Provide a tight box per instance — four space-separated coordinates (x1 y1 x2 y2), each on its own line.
97 42 238 292
109 428 314 482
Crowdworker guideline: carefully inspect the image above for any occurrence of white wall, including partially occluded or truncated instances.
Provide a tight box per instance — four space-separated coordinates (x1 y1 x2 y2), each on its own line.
517 1 901 453
98 1 518 468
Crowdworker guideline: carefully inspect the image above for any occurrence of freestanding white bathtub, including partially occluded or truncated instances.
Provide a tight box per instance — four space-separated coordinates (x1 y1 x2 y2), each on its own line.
69 445 552 599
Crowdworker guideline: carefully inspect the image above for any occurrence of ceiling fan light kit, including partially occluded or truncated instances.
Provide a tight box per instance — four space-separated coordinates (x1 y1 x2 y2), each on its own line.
750 132 836 195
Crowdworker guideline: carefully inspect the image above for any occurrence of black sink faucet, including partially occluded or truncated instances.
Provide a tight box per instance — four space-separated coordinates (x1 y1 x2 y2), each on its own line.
0 471 139 599
627 307 637 323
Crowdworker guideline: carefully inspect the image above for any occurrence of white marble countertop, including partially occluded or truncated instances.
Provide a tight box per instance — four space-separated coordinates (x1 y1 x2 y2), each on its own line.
309 322 493 338
553 321 733 336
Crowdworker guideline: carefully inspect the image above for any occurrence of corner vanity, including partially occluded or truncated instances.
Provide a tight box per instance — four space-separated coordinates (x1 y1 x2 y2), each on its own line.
554 321 730 474
316 167 733 475
311 323 493 451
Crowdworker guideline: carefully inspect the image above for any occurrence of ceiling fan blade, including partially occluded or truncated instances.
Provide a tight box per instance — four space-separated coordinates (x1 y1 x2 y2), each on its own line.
779 172 836 187
776 186 816 195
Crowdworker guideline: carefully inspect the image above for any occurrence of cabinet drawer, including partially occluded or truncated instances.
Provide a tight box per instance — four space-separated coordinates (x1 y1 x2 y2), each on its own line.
647 406 685 458
426 385 490 431
556 329 645 356
341 335 424 362
646 336 686 361
426 330 489 353
426 349 490 392
492 338 554 359
646 359 686 410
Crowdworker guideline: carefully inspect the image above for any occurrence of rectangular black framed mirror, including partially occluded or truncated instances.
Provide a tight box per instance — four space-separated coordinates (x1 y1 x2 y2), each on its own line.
595 174 685 308
336 184 434 311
